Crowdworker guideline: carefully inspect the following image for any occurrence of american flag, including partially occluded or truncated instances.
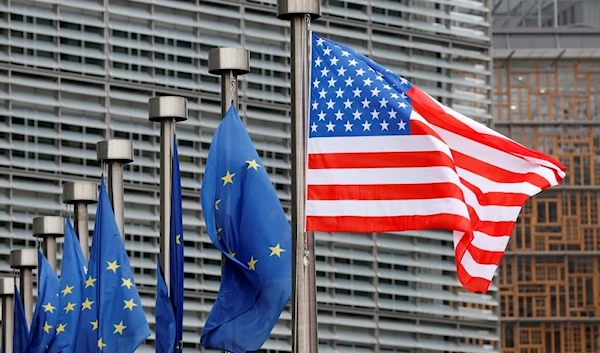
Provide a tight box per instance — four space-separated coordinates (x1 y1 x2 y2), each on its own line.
307 33 566 292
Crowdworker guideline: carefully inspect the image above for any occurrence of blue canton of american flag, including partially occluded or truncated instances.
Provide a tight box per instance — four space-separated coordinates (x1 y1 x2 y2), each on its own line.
309 35 412 138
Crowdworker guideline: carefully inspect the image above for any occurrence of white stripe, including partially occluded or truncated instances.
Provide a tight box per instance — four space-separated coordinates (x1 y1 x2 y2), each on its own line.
515 153 565 181
460 249 498 280
471 231 510 252
306 166 461 185
457 167 542 196
431 126 558 185
459 184 523 222
307 134 451 157
437 97 565 179
432 96 507 139
306 198 470 218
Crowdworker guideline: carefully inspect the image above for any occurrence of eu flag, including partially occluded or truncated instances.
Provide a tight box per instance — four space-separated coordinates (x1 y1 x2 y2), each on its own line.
14 285 29 353
47 219 87 353
170 136 184 351
26 250 60 353
73 177 150 352
155 262 175 353
200 106 292 352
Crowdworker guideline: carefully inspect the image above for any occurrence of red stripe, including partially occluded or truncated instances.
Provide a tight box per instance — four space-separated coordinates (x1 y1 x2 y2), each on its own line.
407 86 566 177
308 151 454 170
452 230 486 292
473 220 516 237
306 214 473 234
456 263 492 293
307 183 465 201
460 178 532 207
467 242 506 266
467 203 518 237
453 151 552 190
409 118 444 139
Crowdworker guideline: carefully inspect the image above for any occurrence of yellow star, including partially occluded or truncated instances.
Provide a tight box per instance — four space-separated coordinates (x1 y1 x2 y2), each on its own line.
64 302 76 314
247 256 258 271
269 244 286 257
177 339 184 350
175 234 181 245
246 159 261 171
113 321 127 335
121 278 134 289
228 249 236 258
90 320 99 331
83 266 88 274
217 228 222 240
123 298 137 311
82 298 94 310
61 285 74 296
106 260 121 273
97 337 107 350
85 276 96 288
215 199 221 210
42 302 56 313
43 321 53 334
56 323 67 334
221 171 235 186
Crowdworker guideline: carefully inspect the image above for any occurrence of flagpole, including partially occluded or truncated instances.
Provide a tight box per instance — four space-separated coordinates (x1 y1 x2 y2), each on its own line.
149 96 188 292
63 181 98 260
0 277 15 353
208 47 250 286
208 47 249 117
9 248 37 326
96 139 134 239
32 216 64 271
277 1 321 352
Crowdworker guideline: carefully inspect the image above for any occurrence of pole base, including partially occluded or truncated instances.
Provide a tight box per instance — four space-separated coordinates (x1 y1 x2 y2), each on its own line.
96 139 134 163
10 249 37 269
208 47 250 75
148 96 188 122
277 0 321 20
33 216 64 238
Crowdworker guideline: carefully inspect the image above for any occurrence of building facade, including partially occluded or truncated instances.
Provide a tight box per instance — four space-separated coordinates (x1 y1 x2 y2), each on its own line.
492 0 600 352
0 1 498 352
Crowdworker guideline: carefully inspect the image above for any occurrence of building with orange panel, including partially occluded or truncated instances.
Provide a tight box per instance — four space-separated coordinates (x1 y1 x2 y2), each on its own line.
492 1 600 352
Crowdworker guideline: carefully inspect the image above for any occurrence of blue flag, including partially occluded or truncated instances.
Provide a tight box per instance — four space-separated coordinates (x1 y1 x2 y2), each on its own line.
26 250 60 353
200 106 292 352
171 136 184 351
47 219 87 353
14 285 29 353
73 177 150 352
155 262 175 353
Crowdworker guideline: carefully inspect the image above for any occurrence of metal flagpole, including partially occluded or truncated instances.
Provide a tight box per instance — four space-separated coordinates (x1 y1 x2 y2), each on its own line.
148 96 188 292
32 216 64 271
277 1 321 352
0 277 15 353
208 46 250 281
96 139 134 239
208 47 250 117
63 181 98 260
10 248 37 326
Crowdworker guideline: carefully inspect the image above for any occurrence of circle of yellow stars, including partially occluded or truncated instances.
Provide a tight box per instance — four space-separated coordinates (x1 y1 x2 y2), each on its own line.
213 160 287 272
47 260 140 350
